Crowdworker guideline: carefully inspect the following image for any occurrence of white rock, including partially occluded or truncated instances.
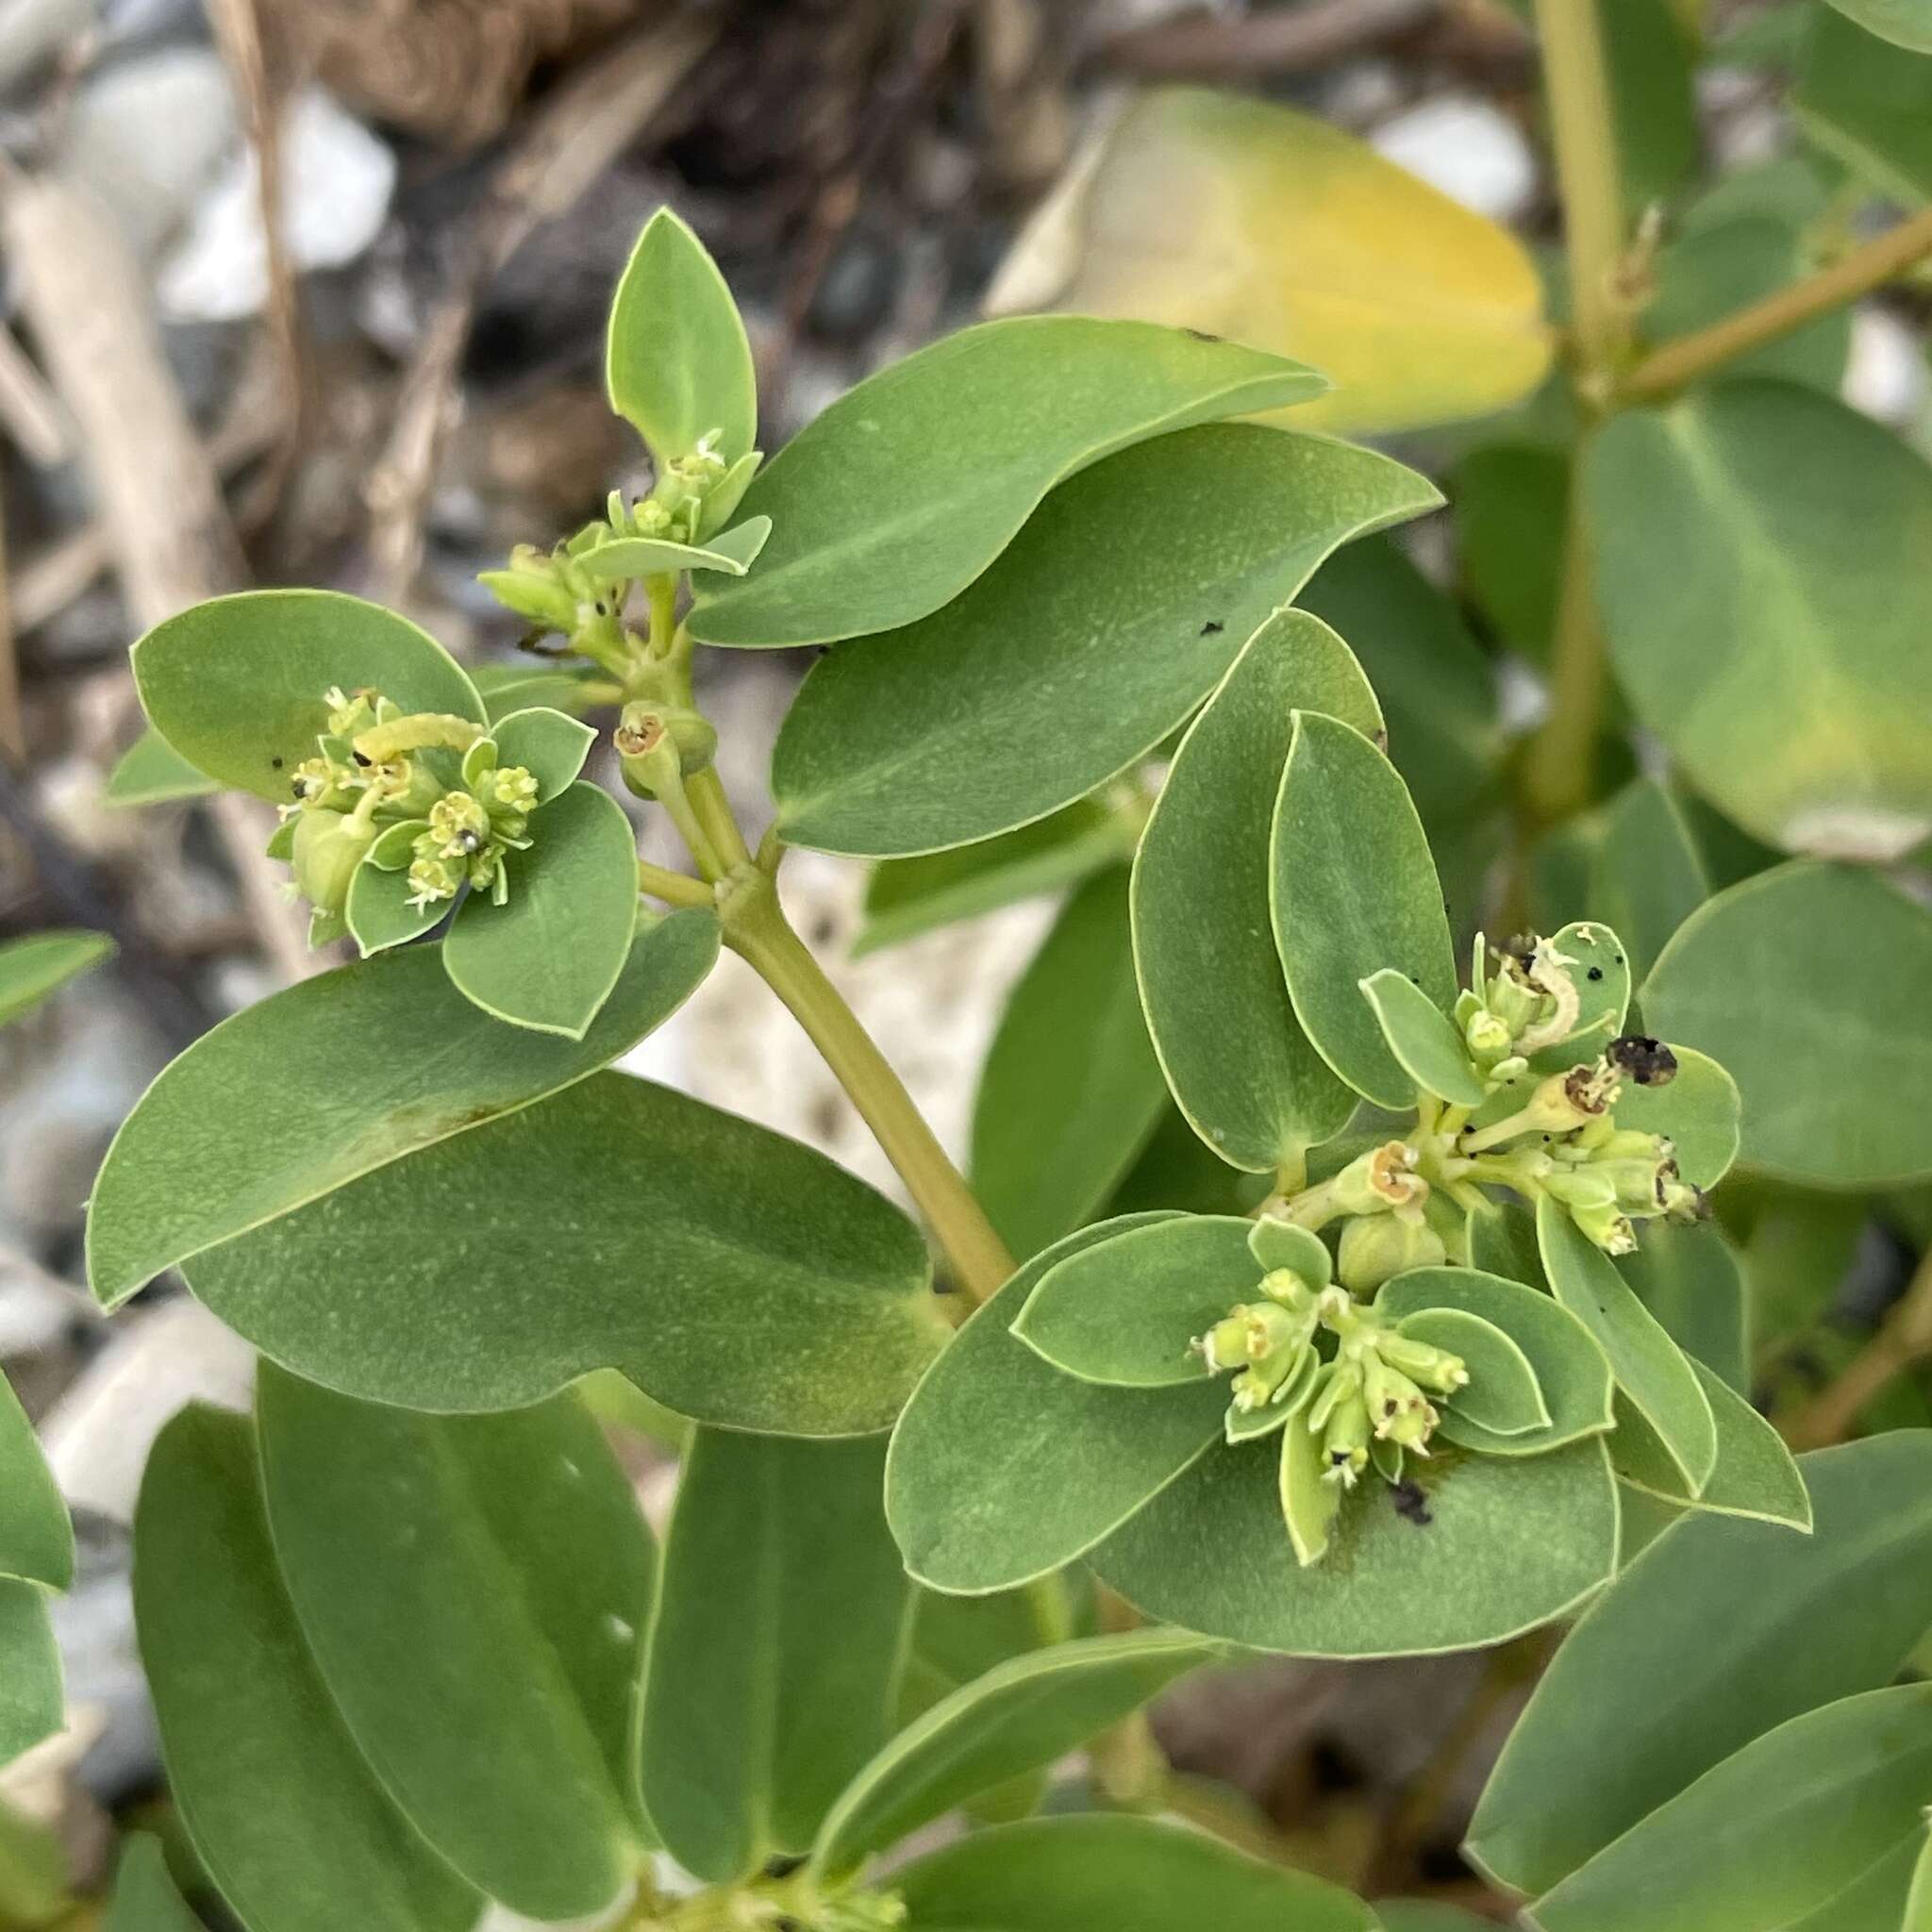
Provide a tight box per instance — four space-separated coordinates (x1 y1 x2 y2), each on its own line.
0 0 92 94
41 1299 255 1522
55 45 236 259
158 86 396 323
1371 93 1538 223
1843 304 1929 429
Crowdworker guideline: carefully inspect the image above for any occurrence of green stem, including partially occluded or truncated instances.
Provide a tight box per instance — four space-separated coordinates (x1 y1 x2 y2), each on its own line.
1519 488 1608 826
637 858 714 908
723 872 1016 1305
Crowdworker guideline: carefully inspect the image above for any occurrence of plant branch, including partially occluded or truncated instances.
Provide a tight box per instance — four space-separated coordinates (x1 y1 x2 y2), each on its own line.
1621 205 1932 402
1518 491 1608 826
636 858 715 909
723 874 1016 1305
1534 0 1628 386
1786 1248 1932 1452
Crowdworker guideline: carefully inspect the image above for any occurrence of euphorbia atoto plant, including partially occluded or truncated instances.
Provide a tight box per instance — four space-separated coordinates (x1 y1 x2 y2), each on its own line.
10 3 1932 1924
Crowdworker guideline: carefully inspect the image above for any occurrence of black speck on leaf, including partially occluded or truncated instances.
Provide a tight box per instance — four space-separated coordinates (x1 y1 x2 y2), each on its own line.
1200 619 1224 635
1185 327 1223 342
1588 965 1603 982
270 757 284 769
1391 1480 1432 1526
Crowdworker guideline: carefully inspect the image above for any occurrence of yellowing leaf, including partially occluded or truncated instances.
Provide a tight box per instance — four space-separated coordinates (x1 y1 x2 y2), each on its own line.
987 88 1552 437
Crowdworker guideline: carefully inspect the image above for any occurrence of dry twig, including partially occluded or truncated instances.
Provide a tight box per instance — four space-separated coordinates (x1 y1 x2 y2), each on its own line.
1098 0 1438 79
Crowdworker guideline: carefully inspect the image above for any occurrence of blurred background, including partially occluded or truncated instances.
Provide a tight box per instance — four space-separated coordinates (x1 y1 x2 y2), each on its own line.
0 0 1927 1919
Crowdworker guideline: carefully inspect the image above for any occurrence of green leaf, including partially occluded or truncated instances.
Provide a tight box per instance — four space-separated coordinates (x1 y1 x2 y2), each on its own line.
1091 1433 1619 1657
1012 1215 1257 1388
1599 0 1700 211
442 780 641 1037
1610 1045 1740 1191
344 861 446 957
970 869 1167 1263
891 1813 1376 1932
1398 1307 1548 1436
1359 971 1485 1108
133 1407 481 1932
1534 1686 1932 1932
1822 0 1932 53
1134 612 1377 1170
771 424 1437 854
1296 535 1505 926
1373 1905 1493 1932
1644 863 1932 1188
1271 711 1456 1110
1374 1268 1613 1457
0 931 113 1028
886 1216 1225 1592
0 1582 60 1767
1798 8 1932 201
256 1366 652 1919
1465 1201 1547 1292
105 1838 199 1932
1611 1357 1810 1530
812 1630 1214 1874
177 1073 944 1434
490 707 594 802
575 517 772 582
473 663 612 722
0 1374 70 1592
1469 1432 1932 1898
1646 215 1851 393
1276 1401 1341 1565
1622 1220 1747 1393
691 320 1325 649
857 799 1135 957
1537 1199 1716 1496
133 590 484 803
1585 384 1932 862
1248 1218 1332 1282
89 908 719 1306
1529 777 1709 986
105 728 218 806
641 1432 908 1882
606 208 758 467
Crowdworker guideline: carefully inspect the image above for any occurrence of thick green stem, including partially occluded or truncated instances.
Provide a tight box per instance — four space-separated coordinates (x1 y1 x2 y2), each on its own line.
724 874 1016 1305
1520 489 1608 826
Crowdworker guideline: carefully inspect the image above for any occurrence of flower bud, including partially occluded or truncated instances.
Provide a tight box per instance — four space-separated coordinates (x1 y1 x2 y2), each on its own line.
406 851 461 910
615 703 718 795
1375 1330 1470 1397
1319 1381 1372 1488
291 808 374 916
1464 1006 1514 1064
428 791 491 858
1332 1141 1427 1216
477 555 578 633
1361 1351 1440 1452
1257 1266 1320 1315
1570 1196 1638 1256
490 766 540 815
1542 1164 1617 1212
1338 1209 1446 1294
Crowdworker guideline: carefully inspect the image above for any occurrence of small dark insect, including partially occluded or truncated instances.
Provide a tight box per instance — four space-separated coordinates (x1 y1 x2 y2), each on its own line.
1200 619 1224 635
1391 1479 1432 1526
456 831 483 855
1608 1034 1678 1087
270 757 284 770
1587 965 1603 982
352 751 372 767
1184 327 1224 343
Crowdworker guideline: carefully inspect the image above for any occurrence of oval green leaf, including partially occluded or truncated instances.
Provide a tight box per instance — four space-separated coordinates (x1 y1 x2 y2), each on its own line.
0 1373 71 1591
0 1581 60 1767
1398 1307 1549 1436
105 728 218 807
970 869 1166 1264
885 1216 1226 1592
257 1366 653 1919
1522 920 1631 1073
178 1072 943 1434
1248 1217 1332 1284
1359 970 1485 1108
856 798 1135 957
490 707 594 802
0 930 114 1028
812 1630 1215 1875
1374 1267 1612 1458
575 516 771 582
1134 612 1378 1170
640 1432 908 1883
1538 1198 1716 1496
105 1838 200 1932
691 319 1325 649
1585 383 1932 862
1470 1432 1932 1898
1272 710 1456 1110
1607 1043 1740 1191
1534 1686 1932 1932
892 1813 1376 1932
1091 1433 1619 1656
606 208 758 468
88 908 719 1307
1643 861 1932 1187
772 423 1439 855
133 1406 481 1932
1610 1357 1811 1531
1012 1215 1258 1388
442 780 641 1038
1622 1219 1748 1393
132 590 484 802
344 860 447 958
